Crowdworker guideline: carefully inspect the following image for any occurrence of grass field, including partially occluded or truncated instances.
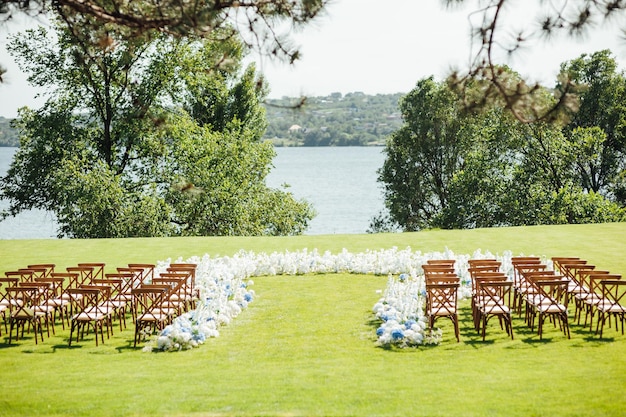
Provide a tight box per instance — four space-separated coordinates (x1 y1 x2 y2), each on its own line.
1 223 625 416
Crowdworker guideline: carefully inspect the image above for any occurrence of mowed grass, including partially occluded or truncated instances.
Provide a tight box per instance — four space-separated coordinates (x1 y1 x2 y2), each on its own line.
0 223 625 416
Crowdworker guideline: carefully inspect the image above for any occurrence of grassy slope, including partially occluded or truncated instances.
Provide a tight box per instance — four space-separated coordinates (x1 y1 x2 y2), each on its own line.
0 223 625 416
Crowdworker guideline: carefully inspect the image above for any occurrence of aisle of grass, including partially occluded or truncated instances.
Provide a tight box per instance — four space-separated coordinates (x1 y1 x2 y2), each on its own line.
1 223 625 416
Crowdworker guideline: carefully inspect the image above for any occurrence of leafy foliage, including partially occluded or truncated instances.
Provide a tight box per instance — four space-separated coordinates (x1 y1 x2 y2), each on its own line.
0 21 314 238
375 64 626 232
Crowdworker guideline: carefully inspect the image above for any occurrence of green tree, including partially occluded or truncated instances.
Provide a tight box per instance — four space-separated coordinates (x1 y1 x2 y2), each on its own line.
560 50 626 196
376 72 626 232
0 0 328 81
1 21 314 237
378 77 466 231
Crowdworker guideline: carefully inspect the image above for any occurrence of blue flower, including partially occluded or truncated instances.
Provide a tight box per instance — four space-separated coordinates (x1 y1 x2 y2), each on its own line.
399 273 408 282
376 327 384 336
404 319 417 329
244 293 253 302
391 329 405 340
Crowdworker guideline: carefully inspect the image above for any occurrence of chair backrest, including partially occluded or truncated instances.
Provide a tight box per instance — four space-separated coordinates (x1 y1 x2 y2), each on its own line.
132 286 168 318
19 281 53 306
477 280 513 312
27 264 56 278
468 259 500 268
587 272 619 294
116 268 145 291
422 265 455 278
127 264 155 283
425 282 459 316
425 275 460 285
426 259 456 267
561 263 596 283
529 277 570 307
66 266 96 286
0 277 20 306
5 270 34 283
6 286 40 318
77 263 106 280
66 287 102 316
34 277 65 299
600 280 626 310
551 257 584 274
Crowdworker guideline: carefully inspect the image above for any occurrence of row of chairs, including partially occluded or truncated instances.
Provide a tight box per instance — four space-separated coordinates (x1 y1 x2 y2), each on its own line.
423 260 461 342
423 255 625 342
551 257 625 338
0 262 199 347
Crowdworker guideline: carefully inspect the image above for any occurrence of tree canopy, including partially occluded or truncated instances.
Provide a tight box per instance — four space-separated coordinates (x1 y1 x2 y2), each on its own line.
0 20 314 238
374 52 626 232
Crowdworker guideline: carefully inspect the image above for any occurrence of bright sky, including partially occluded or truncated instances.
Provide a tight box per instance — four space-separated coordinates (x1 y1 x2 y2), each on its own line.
1 0 626 117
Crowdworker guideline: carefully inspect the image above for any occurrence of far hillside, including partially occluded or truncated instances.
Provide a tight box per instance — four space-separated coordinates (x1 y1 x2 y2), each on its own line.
263 92 403 146
0 93 404 147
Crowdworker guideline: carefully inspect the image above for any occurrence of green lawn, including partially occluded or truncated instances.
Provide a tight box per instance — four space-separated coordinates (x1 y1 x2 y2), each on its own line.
1 223 625 416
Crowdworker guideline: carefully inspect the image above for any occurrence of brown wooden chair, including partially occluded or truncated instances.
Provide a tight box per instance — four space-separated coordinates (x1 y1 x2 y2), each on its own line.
6 286 46 344
476 280 514 341
66 287 110 346
425 280 460 342
595 279 626 338
526 276 570 340
132 286 171 347
19 281 57 337
0 277 19 335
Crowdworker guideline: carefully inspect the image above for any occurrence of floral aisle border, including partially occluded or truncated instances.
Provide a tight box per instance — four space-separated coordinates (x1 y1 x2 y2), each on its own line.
147 247 549 351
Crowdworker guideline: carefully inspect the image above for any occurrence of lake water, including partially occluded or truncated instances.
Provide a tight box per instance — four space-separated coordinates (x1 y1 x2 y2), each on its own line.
0 146 386 239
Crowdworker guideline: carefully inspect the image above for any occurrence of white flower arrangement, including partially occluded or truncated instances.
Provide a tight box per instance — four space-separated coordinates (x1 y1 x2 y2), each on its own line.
146 247 540 351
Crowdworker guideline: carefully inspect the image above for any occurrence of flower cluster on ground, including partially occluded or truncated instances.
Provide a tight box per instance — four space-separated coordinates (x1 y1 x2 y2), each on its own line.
147 247 546 351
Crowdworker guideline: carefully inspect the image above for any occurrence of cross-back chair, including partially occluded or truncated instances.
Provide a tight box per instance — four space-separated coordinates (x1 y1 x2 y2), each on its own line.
425 281 460 342
6 286 46 344
66 287 110 346
476 280 514 341
595 279 626 338
526 276 570 340
132 286 171 347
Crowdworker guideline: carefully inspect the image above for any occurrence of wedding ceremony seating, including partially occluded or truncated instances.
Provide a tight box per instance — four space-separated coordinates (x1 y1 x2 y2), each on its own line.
1 260 200 347
425 279 460 342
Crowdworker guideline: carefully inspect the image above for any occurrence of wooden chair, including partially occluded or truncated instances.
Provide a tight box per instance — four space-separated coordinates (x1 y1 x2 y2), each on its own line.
476 280 514 341
526 276 570 340
66 287 110 346
153 273 189 316
425 280 460 342
0 277 19 335
575 270 612 327
168 264 198 308
93 278 128 332
6 286 46 344
19 281 57 337
471 273 508 330
132 286 171 347
595 279 626 338
35 276 70 330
